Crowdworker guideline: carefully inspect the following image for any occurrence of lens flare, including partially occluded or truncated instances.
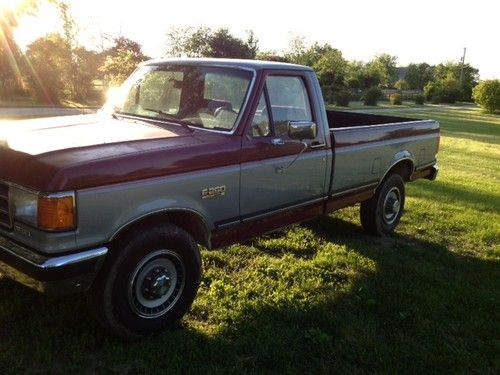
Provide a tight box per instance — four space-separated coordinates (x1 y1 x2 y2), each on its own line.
0 0 25 14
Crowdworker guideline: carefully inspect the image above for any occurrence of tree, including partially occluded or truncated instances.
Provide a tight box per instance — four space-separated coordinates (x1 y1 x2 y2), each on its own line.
368 53 398 88
0 0 41 98
473 80 500 114
434 62 479 101
405 63 434 90
256 51 288 62
424 76 463 104
285 41 347 88
346 60 381 89
0 9 23 98
285 41 347 102
74 47 105 100
164 27 191 57
23 33 72 103
19 2 97 102
284 35 307 64
100 37 149 85
313 48 347 87
207 28 257 58
165 27 257 59
54 0 94 100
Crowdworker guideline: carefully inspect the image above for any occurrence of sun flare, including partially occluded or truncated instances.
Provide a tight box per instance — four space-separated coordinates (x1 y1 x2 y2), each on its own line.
0 0 25 14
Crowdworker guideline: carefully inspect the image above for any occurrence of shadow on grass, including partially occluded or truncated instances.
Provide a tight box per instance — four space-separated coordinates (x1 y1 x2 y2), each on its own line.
0 216 498 373
389 110 500 145
409 179 500 212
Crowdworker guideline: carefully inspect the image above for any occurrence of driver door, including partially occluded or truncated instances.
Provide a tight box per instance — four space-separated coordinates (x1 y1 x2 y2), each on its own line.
240 72 328 218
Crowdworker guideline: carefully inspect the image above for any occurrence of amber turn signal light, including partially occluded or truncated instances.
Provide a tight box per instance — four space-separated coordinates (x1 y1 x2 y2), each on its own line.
37 194 75 231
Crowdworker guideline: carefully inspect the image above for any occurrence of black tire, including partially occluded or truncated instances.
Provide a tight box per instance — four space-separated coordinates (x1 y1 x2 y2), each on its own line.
88 223 201 340
360 174 405 236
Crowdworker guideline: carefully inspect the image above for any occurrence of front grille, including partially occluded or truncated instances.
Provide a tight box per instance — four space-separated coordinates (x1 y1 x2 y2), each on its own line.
0 182 12 229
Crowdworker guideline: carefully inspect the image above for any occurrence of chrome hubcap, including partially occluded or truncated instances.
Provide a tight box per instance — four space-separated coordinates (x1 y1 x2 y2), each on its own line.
142 268 172 300
128 250 185 319
383 187 401 225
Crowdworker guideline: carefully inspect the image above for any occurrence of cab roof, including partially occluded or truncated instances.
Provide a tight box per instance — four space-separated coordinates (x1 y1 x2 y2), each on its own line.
142 57 313 72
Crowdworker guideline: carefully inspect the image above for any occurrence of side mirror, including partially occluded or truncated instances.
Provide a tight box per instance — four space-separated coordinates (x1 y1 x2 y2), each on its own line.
288 121 318 140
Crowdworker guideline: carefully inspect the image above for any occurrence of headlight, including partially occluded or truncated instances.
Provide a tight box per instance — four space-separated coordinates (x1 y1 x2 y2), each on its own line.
11 187 38 227
11 187 76 231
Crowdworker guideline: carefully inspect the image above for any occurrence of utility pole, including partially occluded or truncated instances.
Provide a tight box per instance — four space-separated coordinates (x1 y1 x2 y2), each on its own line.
459 47 467 85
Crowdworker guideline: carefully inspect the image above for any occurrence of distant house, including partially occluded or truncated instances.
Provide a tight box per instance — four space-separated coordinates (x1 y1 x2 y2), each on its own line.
396 67 408 81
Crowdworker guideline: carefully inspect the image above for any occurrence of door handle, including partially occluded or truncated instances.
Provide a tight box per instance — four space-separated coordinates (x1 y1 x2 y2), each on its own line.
271 138 285 146
274 141 308 173
309 142 326 149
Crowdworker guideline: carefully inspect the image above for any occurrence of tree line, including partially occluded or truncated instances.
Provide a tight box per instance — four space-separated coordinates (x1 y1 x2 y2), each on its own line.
0 0 149 104
1 1 496 112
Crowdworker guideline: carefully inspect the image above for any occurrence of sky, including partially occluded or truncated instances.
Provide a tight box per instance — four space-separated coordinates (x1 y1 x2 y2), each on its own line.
12 0 500 79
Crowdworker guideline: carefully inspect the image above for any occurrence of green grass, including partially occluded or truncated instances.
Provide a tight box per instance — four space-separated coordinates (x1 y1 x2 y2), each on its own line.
0 98 101 109
329 99 419 110
329 100 478 111
0 106 499 373
0 98 45 107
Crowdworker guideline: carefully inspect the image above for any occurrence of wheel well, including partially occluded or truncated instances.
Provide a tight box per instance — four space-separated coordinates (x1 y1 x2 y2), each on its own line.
111 211 211 249
387 159 414 182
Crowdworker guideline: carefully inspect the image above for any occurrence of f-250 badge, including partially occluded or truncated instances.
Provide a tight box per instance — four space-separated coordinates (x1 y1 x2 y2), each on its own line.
201 185 226 199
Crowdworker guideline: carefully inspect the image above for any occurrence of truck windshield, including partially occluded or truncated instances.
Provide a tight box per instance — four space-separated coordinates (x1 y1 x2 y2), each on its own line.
111 65 253 132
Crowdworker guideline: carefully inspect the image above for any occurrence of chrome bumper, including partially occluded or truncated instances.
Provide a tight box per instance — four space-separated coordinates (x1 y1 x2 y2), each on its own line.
428 165 439 181
0 235 107 295
411 164 439 182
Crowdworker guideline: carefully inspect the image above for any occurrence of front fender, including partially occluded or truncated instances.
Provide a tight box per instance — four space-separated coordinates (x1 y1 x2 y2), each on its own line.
109 196 213 241
74 166 240 252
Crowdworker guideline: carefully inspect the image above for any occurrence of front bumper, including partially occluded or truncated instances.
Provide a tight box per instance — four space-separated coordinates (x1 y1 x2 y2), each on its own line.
0 235 107 295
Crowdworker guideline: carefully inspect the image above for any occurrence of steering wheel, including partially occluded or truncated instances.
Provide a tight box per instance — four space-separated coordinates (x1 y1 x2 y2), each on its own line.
214 106 237 118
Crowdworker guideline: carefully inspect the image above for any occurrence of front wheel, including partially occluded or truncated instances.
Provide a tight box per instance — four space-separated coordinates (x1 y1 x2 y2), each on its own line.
88 224 201 340
360 174 405 236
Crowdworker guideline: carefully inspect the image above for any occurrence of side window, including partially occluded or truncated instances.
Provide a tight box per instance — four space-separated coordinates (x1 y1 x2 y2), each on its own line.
251 92 271 137
266 76 313 136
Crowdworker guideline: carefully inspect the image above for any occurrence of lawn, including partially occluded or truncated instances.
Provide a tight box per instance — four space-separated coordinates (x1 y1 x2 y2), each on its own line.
0 106 499 373
0 98 99 108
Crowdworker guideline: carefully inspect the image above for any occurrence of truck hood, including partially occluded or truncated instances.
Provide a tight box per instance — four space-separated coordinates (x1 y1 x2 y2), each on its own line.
0 114 240 191
0 114 181 155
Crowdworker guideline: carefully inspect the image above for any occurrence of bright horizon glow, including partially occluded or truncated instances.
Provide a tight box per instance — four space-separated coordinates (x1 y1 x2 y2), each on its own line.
0 0 24 13
12 0 500 79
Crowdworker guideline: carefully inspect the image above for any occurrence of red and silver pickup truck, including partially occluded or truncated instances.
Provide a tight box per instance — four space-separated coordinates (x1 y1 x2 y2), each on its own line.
0 59 439 339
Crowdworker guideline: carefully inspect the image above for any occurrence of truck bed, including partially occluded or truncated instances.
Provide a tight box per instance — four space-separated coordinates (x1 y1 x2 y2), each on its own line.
326 110 416 128
326 110 439 195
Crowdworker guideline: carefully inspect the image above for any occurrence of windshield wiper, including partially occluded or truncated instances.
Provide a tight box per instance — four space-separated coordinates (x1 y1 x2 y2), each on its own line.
143 108 177 120
137 109 194 133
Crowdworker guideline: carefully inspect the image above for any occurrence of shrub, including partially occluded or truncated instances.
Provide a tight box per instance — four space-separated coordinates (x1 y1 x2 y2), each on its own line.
346 77 360 89
363 87 383 106
394 79 409 90
390 93 402 105
438 78 463 103
424 81 435 101
423 78 463 104
335 90 351 107
349 89 363 101
414 94 425 105
472 80 500 114
321 84 335 104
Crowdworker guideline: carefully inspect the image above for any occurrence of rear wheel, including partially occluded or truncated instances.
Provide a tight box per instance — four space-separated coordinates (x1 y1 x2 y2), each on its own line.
360 174 405 236
89 223 201 340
